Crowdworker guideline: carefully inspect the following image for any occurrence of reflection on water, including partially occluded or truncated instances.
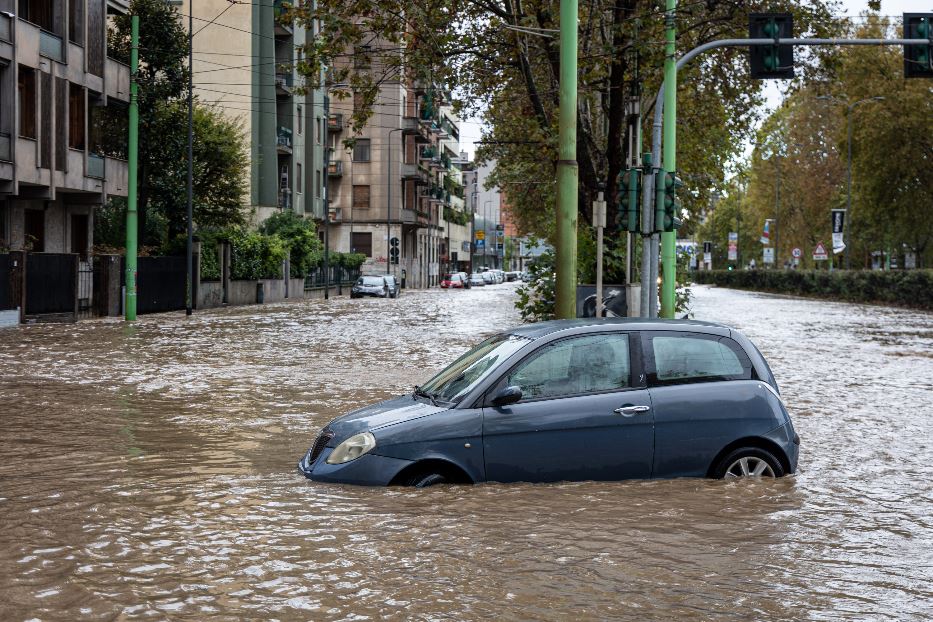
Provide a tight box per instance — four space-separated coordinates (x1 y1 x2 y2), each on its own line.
0 284 931 620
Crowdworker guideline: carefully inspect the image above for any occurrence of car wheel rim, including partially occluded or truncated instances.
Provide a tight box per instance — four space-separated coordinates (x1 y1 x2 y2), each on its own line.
724 456 775 478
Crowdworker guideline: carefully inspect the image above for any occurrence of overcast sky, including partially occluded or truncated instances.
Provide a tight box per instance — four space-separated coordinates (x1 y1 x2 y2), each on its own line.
458 0 931 160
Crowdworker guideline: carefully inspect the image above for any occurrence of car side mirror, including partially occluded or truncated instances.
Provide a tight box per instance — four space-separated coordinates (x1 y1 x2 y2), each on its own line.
491 386 522 407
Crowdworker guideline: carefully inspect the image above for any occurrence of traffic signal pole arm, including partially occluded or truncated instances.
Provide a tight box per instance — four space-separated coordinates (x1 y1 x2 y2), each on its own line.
645 35 922 318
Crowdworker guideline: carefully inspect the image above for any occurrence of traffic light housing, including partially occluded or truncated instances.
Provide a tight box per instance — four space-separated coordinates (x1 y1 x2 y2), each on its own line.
749 13 794 79
389 236 400 264
904 14 933 79
618 168 641 233
654 169 683 233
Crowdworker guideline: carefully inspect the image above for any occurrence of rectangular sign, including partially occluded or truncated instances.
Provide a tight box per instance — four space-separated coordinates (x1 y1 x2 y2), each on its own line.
728 245 737 261
763 247 775 264
728 231 739 242
831 209 846 254
475 239 485 250
760 220 771 245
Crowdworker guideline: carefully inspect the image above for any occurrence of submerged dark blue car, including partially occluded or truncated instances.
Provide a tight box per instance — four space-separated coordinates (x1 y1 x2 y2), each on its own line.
299 319 799 487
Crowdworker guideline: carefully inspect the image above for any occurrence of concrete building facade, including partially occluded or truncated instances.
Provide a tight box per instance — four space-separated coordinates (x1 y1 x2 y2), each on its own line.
182 0 326 225
0 0 130 255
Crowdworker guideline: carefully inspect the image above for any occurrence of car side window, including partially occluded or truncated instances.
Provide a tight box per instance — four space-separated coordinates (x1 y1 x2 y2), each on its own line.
650 334 752 384
506 333 631 401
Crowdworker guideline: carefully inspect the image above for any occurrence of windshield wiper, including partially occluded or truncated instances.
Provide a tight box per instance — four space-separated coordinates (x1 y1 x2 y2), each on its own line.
413 385 438 406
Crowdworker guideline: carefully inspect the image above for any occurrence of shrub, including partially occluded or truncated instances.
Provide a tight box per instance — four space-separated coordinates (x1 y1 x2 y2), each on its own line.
226 228 286 280
692 269 933 310
259 211 324 278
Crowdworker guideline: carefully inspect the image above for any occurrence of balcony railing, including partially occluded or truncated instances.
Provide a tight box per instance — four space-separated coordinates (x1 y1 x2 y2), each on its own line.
276 127 292 152
328 160 343 177
275 72 293 90
87 153 105 179
0 132 11 162
40 30 64 62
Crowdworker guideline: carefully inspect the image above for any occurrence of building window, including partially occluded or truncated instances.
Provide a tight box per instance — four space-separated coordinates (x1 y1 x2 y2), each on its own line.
296 163 302 194
352 185 370 210
70 213 89 259
18 66 37 139
69 0 83 45
18 0 55 32
297 105 302 134
315 169 321 198
24 209 45 252
353 91 364 114
69 83 85 149
352 138 371 162
352 232 372 257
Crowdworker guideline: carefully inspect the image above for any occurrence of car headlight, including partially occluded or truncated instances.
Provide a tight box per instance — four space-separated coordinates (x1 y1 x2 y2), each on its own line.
326 431 376 464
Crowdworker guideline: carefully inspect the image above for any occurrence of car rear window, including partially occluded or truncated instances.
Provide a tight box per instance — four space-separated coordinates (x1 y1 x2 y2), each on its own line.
360 276 383 286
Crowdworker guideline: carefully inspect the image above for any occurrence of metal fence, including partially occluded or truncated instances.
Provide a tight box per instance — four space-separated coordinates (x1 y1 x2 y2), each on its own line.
303 266 360 290
123 256 187 314
25 253 77 316
0 254 13 311
78 258 94 319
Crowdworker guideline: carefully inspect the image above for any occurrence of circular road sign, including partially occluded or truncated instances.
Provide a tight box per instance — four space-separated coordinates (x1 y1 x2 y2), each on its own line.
792 247 802 258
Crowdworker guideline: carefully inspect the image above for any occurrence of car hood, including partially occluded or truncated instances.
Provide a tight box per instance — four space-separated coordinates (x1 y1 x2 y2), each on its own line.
325 395 449 441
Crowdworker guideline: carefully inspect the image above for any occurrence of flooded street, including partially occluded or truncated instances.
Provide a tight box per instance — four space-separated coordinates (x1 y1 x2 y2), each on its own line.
1 284 931 620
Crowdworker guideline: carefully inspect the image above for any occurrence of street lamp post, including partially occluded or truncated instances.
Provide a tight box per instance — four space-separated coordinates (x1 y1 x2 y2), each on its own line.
386 127 403 275
816 95 884 270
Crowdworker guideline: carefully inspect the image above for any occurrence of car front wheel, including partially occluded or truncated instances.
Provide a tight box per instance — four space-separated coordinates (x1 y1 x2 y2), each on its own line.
713 447 784 479
406 472 448 488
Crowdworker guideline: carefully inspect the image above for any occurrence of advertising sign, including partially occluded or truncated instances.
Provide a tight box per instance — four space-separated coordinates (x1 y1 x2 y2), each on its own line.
763 247 775 264
831 209 846 254
727 233 738 261
760 220 771 245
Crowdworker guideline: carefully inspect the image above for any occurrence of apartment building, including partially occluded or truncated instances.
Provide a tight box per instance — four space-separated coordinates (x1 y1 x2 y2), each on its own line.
0 0 129 255
326 70 471 287
182 0 326 224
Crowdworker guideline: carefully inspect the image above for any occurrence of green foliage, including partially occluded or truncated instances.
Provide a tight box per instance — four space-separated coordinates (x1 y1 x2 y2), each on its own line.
197 230 224 281
692 270 933 310
514 250 556 323
329 252 367 270
259 211 324 277
226 229 286 280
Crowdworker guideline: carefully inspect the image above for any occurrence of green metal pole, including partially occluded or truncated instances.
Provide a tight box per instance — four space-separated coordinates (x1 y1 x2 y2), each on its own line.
659 0 677 318
125 15 139 321
555 0 578 319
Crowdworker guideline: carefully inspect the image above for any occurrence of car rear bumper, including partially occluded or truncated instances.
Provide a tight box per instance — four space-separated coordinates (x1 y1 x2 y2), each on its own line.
298 447 413 486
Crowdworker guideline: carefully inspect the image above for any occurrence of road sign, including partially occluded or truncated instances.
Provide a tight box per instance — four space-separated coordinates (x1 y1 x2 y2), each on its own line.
475 239 485 250
813 241 828 261
475 230 485 241
792 247 802 258
728 231 738 241
763 247 775 264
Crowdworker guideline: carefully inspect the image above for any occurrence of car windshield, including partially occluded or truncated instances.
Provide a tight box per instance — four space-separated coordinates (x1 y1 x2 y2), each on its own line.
419 334 529 404
359 277 383 286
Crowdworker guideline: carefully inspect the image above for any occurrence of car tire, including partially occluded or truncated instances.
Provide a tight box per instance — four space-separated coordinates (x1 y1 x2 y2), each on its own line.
713 447 784 479
406 472 448 488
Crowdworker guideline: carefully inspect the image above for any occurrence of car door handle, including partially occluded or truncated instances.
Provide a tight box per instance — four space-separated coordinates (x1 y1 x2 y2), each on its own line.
614 405 651 417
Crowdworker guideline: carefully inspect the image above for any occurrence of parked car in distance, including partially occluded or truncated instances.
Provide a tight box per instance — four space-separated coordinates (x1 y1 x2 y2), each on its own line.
440 273 465 289
469 273 486 287
384 274 400 298
481 272 496 285
505 271 519 282
298 318 799 487
351 275 390 299
520 272 531 282
457 271 472 289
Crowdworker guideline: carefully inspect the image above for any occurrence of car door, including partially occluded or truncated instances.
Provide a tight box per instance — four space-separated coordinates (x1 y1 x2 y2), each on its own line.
482 332 654 483
642 331 777 478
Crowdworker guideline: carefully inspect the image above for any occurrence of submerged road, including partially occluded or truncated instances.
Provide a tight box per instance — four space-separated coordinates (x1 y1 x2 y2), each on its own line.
0 283 931 620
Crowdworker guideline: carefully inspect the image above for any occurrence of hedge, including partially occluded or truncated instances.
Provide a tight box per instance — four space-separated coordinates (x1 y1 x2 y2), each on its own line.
692 269 933 310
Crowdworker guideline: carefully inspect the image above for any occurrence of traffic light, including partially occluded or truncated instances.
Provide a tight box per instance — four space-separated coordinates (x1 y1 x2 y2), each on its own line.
618 168 641 233
654 169 683 233
749 13 794 79
389 236 400 264
904 14 933 79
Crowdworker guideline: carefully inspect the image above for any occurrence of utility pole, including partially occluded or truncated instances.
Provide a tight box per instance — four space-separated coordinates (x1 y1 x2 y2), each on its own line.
323 94 330 299
555 0 578 319
774 153 780 269
593 189 606 317
185 3 193 315
387 127 403 275
124 15 139 321
659 0 677 318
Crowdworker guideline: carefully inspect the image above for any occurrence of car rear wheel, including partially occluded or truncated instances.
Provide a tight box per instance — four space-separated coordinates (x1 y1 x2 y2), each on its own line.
406 472 449 488
714 447 784 479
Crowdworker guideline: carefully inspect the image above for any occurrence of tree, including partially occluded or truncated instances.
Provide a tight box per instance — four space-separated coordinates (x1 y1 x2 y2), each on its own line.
291 0 839 256
104 0 247 250
259 211 325 277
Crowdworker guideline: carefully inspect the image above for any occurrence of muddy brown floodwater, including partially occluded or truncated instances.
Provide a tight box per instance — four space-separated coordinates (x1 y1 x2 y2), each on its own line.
1 283 931 620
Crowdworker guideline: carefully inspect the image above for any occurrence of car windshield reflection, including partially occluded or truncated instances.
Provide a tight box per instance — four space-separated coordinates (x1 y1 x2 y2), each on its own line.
419 334 529 403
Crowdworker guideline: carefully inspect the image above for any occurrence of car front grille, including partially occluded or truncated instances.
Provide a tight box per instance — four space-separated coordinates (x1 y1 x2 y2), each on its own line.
309 429 335 464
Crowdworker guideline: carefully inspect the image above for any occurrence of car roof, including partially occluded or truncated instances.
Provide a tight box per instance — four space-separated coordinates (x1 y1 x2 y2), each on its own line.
506 318 733 339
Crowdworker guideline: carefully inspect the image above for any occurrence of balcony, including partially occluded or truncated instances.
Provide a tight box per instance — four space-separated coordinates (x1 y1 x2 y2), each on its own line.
275 72 293 95
327 113 343 132
400 162 429 185
39 30 63 62
87 153 105 179
276 127 293 154
0 132 10 163
328 160 343 177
